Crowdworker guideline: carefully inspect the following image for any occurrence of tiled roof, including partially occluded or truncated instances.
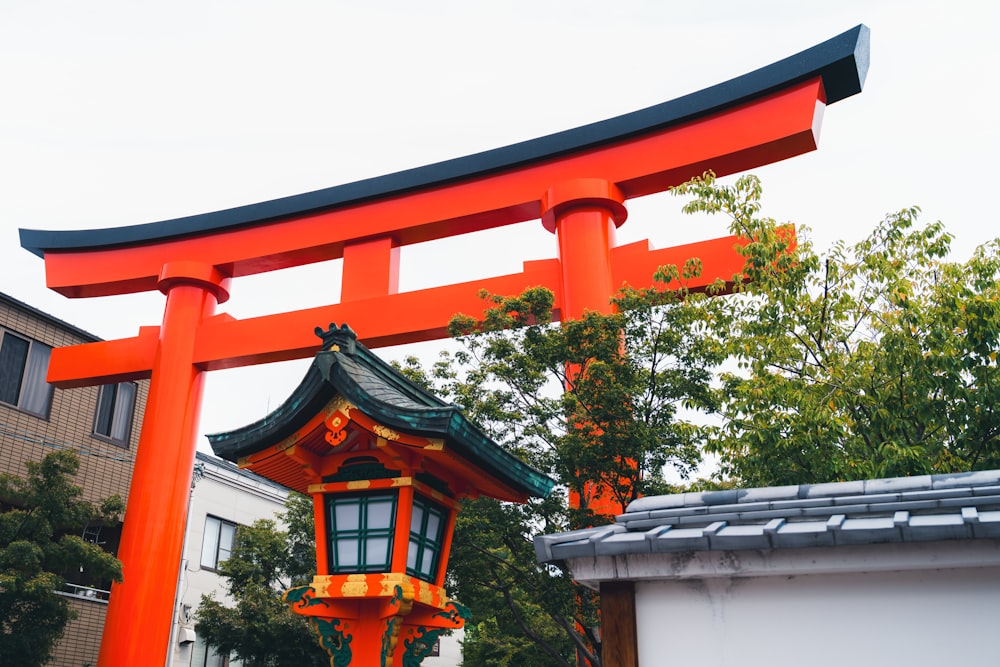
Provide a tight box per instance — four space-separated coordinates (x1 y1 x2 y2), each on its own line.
207 324 554 500
195 450 290 494
0 291 101 342
535 470 1000 564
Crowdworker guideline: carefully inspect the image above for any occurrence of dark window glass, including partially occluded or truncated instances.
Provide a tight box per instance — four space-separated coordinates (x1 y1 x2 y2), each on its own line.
0 331 53 417
200 516 237 571
94 381 137 445
0 333 28 405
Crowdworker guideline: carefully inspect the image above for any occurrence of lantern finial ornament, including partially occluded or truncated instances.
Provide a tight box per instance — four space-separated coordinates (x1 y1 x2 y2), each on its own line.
315 322 359 354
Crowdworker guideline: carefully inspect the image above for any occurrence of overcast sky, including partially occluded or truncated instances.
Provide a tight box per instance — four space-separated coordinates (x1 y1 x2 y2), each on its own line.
2 1 997 446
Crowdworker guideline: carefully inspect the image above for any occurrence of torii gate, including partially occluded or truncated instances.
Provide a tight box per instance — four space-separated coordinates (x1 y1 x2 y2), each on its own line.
20 26 867 667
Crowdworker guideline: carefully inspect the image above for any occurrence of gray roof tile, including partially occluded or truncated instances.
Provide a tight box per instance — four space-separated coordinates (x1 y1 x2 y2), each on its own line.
599 532 652 556
738 485 801 503
800 480 865 498
864 475 932 494
933 471 1000 489
537 468 1000 563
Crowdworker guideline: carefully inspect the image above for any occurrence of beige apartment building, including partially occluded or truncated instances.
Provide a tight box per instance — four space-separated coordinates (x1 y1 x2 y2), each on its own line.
0 291 147 667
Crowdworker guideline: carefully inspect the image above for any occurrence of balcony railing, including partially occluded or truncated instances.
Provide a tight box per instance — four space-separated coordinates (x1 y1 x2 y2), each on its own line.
57 582 111 603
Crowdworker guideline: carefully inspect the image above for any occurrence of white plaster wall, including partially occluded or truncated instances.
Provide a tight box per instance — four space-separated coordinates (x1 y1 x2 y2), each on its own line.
635 565 1000 667
423 630 462 667
170 461 289 667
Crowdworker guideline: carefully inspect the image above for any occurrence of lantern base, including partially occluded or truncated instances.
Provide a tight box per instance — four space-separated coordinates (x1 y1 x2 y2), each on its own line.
284 573 469 666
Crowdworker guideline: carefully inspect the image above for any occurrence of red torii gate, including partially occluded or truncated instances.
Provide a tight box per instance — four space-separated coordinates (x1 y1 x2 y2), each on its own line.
21 25 867 667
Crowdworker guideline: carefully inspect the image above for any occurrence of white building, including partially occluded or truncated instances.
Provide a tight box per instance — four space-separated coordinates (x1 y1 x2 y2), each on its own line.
169 452 290 667
536 469 1000 667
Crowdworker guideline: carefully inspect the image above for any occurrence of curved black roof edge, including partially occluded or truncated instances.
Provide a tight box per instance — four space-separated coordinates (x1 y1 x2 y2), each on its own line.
206 363 334 460
20 25 869 258
322 356 554 499
206 326 554 499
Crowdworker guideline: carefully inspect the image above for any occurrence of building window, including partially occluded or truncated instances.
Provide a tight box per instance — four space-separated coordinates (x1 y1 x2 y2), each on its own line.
327 493 396 573
200 516 237 571
407 495 446 581
191 635 242 667
0 329 53 418
93 381 137 445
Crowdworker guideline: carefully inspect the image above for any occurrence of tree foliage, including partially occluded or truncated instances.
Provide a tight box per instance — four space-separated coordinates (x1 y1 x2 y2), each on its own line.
398 259 726 665
443 274 725 517
399 171 1000 665
196 493 329 667
678 173 1000 485
0 450 123 667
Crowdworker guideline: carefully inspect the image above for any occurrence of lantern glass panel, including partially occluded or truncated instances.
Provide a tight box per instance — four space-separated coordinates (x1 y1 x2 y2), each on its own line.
327 492 397 573
406 541 418 571
336 539 359 568
367 498 395 529
335 503 360 531
425 511 441 538
406 495 447 582
368 536 390 565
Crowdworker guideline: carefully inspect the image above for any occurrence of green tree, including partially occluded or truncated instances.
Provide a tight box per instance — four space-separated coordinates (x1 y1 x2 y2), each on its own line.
675 173 1000 485
401 172 1000 664
196 493 329 667
0 450 123 667
399 263 726 665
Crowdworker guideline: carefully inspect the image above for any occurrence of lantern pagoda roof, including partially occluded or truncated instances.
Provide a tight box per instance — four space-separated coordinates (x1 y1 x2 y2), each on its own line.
207 323 554 502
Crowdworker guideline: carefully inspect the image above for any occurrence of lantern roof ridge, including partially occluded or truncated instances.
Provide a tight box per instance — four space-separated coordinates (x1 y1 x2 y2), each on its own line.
20 25 868 257
206 323 554 499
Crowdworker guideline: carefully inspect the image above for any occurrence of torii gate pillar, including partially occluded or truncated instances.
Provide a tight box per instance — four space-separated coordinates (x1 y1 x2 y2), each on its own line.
544 179 629 514
99 264 229 666
543 178 628 322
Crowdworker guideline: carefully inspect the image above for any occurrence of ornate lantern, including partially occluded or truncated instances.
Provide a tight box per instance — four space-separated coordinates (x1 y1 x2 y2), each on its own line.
208 324 553 666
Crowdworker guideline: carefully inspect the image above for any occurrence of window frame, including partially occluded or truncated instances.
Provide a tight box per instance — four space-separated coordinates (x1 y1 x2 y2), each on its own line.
200 515 237 572
0 328 53 419
191 634 241 667
92 381 137 447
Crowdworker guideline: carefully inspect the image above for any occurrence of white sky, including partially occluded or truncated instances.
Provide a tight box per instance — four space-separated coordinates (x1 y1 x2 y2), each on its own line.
2 1 998 448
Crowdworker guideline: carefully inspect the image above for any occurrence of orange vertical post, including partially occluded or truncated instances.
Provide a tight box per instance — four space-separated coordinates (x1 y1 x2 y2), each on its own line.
341 236 400 301
391 484 415 573
98 262 229 667
542 179 627 321
434 507 458 589
313 492 329 576
542 179 628 517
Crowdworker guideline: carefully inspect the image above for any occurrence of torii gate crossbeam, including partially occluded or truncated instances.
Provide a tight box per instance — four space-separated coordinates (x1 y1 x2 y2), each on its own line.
20 25 868 667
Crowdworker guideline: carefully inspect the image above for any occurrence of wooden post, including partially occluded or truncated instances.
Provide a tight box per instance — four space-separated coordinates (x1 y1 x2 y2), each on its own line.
600 581 639 667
